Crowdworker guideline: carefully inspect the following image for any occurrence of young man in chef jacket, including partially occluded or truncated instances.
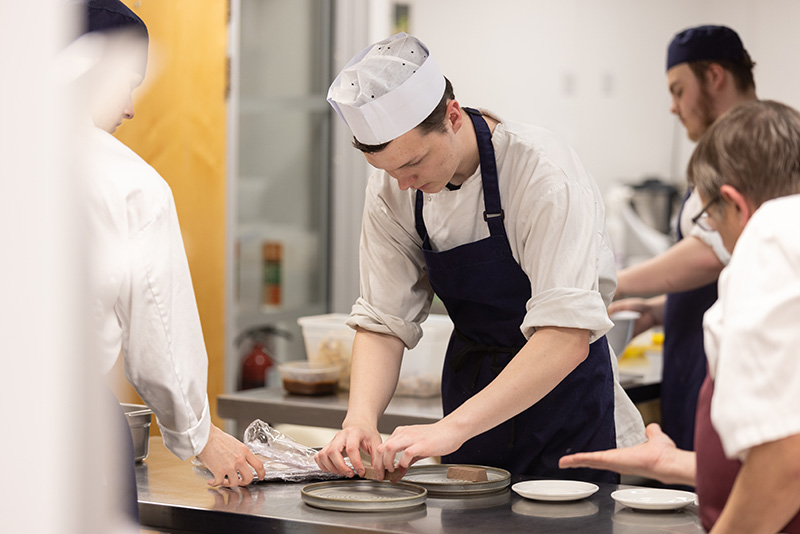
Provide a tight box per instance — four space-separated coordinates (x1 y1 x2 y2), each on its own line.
72 0 265 501
314 33 645 482
561 99 800 534
609 25 758 451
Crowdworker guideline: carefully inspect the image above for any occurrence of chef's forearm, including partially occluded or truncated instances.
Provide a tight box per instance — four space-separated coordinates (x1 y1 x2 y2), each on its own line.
342 328 405 429
711 433 800 534
441 326 589 442
617 237 723 297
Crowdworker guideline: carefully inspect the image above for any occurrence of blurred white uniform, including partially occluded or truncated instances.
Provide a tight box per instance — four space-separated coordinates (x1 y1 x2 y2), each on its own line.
705 194 800 460
82 125 211 460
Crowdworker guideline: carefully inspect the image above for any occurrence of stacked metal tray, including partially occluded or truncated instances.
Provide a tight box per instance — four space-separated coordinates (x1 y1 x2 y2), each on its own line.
301 464 511 511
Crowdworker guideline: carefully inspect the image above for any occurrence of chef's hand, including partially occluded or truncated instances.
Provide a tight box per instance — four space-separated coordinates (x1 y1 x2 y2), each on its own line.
377 420 466 476
314 423 382 478
608 297 661 337
196 424 266 487
559 423 695 486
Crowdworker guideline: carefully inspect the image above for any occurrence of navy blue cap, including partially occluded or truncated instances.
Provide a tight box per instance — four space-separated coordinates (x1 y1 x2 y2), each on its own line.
81 0 148 41
666 25 745 71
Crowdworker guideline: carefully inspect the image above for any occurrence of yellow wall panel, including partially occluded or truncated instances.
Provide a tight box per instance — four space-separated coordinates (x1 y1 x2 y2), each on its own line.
111 0 229 434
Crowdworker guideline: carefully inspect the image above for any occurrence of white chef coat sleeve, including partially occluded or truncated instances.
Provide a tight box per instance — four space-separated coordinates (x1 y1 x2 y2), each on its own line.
710 202 800 460
514 170 614 342
688 225 731 265
347 175 432 348
683 189 731 265
117 179 211 460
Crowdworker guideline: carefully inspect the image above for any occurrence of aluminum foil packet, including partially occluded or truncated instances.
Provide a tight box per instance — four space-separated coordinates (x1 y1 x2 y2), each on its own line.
243 419 346 483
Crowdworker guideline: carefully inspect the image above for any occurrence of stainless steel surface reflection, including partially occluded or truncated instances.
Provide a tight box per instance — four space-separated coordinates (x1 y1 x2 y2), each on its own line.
137 438 705 534
512 498 599 519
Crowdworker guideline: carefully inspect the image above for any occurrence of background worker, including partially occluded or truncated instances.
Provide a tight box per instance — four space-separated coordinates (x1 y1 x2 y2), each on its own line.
315 33 644 482
562 99 800 534
611 25 757 451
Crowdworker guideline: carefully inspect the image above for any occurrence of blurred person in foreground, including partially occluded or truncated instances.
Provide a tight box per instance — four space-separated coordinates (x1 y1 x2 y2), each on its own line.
562 100 800 534
611 25 757 451
71 0 265 507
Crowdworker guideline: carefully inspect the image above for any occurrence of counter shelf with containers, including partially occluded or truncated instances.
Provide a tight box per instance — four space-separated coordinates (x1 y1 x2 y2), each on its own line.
295 313 453 398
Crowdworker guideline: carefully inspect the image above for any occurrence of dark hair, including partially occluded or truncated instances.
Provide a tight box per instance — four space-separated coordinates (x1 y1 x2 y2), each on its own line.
352 77 455 154
688 50 756 94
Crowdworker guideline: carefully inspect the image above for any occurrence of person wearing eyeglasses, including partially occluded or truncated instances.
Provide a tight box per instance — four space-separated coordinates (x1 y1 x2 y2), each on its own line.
610 26 758 452
561 99 800 534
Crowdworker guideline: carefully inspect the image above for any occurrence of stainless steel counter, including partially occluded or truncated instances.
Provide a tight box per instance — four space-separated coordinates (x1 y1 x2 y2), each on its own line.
137 437 703 534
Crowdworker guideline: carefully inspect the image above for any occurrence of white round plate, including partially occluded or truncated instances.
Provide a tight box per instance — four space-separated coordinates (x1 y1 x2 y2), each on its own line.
511 480 599 502
611 488 697 511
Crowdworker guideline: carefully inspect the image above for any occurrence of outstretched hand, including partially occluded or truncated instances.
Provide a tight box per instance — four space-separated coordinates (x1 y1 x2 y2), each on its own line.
196 424 266 487
559 423 696 487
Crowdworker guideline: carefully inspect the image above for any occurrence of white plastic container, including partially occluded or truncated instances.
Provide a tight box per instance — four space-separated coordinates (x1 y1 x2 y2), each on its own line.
297 314 355 390
297 313 453 397
279 361 341 396
396 314 453 397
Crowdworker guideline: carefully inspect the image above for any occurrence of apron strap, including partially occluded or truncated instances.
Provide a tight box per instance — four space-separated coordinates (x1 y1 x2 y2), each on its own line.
414 189 428 241
463 107 505 236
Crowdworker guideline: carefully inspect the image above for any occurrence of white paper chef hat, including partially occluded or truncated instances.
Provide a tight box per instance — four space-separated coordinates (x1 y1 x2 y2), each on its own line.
327 33 446 145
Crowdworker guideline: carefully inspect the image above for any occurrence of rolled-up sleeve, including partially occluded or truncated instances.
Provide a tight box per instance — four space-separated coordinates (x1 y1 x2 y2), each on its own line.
347 175 433 349
515 171 614 342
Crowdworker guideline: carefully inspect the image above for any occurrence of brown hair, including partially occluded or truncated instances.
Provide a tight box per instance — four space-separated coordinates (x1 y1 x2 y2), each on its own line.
688 50 756 94
352 77 455 153
688 100 800 209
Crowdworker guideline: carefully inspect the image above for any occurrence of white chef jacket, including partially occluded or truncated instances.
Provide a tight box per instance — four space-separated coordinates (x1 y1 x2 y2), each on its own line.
681 188 731 265
704 194 800 461
348 110 645 447
82 125 211 460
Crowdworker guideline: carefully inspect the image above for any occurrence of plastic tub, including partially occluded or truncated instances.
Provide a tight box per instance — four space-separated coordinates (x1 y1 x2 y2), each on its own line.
297 313 355 389
121 403 152 462
298 313 453 398
279 361 341 396
395 314 453 397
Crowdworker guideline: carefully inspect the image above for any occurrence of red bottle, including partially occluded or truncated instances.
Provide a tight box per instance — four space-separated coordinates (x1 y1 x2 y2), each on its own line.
240 341 273 390
236 326 291 390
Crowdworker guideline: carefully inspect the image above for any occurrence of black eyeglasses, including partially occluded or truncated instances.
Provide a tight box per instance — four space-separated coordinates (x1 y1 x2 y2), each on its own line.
691 197 719 232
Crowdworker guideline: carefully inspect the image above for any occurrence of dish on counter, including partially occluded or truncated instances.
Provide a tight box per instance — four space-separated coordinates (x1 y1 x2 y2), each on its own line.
611 488 698 511
401 464 511 496
511 480 599 502
301 480 427 512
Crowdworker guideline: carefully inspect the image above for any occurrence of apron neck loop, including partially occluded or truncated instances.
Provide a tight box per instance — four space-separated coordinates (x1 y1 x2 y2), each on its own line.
464 107 505 236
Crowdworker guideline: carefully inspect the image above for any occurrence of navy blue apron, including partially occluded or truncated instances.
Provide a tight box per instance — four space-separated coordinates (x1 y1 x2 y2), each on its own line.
414 107 617 481
661 189 716 451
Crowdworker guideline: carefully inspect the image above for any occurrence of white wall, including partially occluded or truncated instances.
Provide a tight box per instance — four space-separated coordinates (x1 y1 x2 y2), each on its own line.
402 0 800 192
329 0 800 310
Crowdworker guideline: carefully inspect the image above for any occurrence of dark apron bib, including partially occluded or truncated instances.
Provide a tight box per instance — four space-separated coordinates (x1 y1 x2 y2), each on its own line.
414 107 616 480
662 190 715 451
